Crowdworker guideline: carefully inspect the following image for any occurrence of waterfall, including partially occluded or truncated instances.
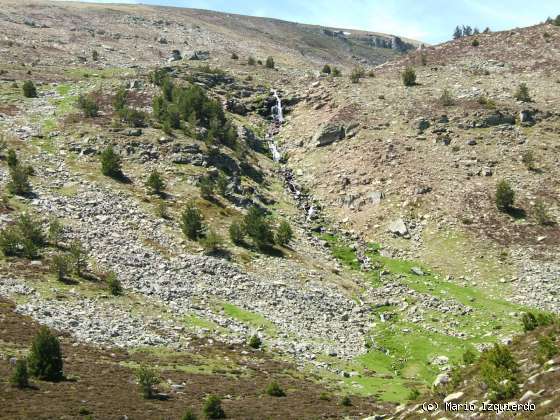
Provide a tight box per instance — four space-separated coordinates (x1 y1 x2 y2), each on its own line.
268 89 283 162
272 89 283 123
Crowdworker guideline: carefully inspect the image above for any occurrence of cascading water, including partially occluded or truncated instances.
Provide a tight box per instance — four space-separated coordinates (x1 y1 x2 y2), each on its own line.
267 89 283 162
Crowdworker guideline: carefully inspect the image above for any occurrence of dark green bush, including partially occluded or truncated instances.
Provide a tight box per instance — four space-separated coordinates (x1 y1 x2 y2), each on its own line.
146 170 165 195
402 67 417 86
201 229 223 254
243 207 274 250
462 348 477 365
51 253 70 281
136 365 160 399
107 272 123 296
92 50 99 61
118 107 146 127
77 94 99 117
265 381 285 397
229 222 244 245
248 334 261 349
47 218 64 246
322 64 331 74
479 344 519 402
22 80 37 98
248 56 256 65
537 336 558 364
7 149 18 168
181 202 204 240
265 56 275 69
332 67 341 77
230 52 239 60
495 179 514 211
514 83 531 102
203 395 225 419
100 145 122 178
69 240 88 276
198 176 215 200
275 220 293 246
28 326 63 381
471 38 480 47
11 359 29 388
8 165 32 196
0 213 44 258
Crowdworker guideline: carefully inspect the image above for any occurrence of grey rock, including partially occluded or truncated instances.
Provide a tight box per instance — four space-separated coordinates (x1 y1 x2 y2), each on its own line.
314 123 345 147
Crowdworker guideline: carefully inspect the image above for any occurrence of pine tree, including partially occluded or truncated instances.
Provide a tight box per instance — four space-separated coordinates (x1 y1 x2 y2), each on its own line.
146 170 165 195
275 220 293 246
100 145 122 178
453 26 463 39
28 327 63 381
181 202 204 240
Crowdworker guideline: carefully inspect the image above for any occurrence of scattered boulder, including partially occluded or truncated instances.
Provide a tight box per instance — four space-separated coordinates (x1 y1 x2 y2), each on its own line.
411 267 424 276
167 49 182 62
314 123 345 147
367 191 384 205
189 50 210 60
225 98 248 115
444 391 464 403
519 109 535 126
388 218 408 237
433 373 449 387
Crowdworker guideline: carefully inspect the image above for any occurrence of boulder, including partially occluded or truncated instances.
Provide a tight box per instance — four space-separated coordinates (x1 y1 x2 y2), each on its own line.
481 111 515 127
444 391 464 403
367 191 384 205
188 50 210 60
314 123 345 146
433 373 449 387
167 49 182 62
388 218 408 237
519 109 535 126
225 98 248 115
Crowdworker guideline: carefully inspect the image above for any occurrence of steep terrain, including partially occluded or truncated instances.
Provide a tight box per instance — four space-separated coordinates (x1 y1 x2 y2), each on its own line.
0 1 559 419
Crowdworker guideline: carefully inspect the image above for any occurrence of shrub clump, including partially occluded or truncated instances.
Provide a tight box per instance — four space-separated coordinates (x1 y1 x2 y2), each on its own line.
51 253 71 281
265 56 275 69
146 170 165 195
275 220 293 246
534 199 552 226
265 381 286 397
100 145 122 178
107 271 123 296
402 67 416 86
136 365 160 399
203 395 225 419
479 344 519 402
77 94 99 117
349 66 365 83
495 179 514 211
28 326 63 381
514 83 531 102
0 213 45 259
181 202 204 240
200 229 223 254
321 64 331 74
22 80 37 98
229 222 245 245
11 359 29 388
248 334 262 349
243 207 274 250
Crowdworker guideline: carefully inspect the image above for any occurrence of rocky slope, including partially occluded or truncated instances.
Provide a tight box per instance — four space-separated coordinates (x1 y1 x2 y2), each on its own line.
0 2 559 419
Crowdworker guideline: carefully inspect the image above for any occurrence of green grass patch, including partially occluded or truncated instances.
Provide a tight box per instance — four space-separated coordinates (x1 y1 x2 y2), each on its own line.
220 302 277 336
